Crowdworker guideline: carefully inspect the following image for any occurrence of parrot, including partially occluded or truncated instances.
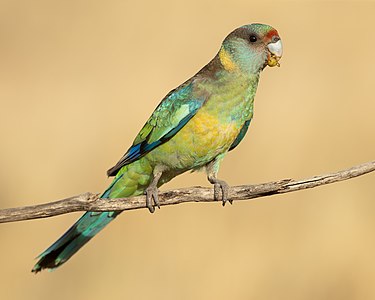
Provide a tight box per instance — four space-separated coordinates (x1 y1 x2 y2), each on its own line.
32 23 282 273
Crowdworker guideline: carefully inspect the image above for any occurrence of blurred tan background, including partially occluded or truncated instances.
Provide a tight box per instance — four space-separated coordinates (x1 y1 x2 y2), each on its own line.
0 1 374 299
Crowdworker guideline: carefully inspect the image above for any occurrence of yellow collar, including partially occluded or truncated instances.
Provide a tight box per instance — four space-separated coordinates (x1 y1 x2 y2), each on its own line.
219 48 238 72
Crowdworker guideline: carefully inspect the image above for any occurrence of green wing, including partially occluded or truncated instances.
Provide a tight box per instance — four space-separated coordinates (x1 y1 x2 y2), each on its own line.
107 80 206 176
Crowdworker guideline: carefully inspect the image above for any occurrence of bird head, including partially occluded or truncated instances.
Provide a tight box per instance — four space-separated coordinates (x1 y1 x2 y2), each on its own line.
219 23 282 74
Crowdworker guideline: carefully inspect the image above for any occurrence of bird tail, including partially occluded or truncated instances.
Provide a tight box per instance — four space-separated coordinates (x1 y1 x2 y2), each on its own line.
32 160 152 273
31 211 119 273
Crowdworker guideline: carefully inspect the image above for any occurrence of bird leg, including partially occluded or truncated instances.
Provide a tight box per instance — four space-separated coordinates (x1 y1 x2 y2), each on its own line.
208 174 231 206
206 155 231 206
145 170 163 213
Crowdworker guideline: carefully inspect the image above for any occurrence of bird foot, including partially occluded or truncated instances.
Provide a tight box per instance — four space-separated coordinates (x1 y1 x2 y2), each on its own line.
145 185 160 213
212 179 231 206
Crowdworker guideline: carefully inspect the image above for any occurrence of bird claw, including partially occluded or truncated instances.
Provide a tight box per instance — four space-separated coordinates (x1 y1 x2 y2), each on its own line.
145 186 160 213
213 180 231 206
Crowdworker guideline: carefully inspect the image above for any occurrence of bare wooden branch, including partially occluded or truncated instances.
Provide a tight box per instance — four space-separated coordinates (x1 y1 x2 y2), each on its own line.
0 161 374 224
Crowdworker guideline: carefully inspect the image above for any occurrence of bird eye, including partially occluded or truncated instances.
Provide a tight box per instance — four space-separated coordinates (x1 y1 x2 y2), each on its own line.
249 35 257 43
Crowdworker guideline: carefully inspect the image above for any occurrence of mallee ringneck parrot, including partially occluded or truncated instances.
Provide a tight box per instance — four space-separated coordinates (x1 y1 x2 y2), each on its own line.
32 23 282 273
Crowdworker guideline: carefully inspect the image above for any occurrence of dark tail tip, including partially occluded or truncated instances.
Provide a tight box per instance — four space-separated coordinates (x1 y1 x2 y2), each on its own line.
32 211 119 273
31 242 72 273
32 256 60 274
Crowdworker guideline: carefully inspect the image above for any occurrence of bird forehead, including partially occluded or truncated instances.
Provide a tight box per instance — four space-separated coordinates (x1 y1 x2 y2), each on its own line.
265 28 279 39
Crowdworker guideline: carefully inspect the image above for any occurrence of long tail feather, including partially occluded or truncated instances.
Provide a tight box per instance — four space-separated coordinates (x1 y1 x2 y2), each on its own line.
32 176 124 273
32 160 152 273
31 211 119 273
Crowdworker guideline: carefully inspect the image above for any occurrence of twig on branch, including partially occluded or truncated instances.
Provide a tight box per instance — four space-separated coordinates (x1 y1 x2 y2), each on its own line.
0 161 374 224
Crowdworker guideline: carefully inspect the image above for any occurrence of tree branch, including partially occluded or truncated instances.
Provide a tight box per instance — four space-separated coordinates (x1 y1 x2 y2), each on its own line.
1 161 374 224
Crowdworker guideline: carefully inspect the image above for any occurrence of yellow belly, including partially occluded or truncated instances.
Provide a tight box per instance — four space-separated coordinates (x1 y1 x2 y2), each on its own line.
147 107 240 170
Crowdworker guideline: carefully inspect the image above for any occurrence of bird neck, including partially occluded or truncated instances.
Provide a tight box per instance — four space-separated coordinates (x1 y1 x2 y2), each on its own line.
199 51 261 83
195 59 260 126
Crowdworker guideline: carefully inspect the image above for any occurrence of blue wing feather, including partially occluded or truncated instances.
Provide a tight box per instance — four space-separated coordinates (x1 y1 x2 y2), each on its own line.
107 80 205 176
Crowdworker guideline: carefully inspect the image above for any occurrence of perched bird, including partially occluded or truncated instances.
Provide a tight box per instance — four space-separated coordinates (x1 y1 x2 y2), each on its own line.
32 23 282 273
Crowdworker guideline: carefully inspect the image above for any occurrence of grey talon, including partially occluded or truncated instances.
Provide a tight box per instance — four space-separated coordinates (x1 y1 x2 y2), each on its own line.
145 189 155 213
145 170 163 213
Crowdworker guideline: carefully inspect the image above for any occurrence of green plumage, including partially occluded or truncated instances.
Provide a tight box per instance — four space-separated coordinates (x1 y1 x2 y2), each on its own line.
32 23 282 273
